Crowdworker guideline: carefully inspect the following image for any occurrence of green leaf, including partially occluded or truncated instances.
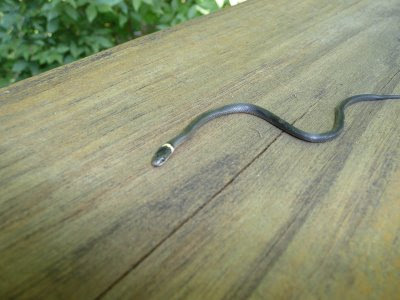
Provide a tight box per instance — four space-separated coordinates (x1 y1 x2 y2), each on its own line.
42 3 54 12
65 5 79 20
47 51 63 64
57 45 69 53
66 0 78 9
77 0 90 5
49 0 62 9
12 60 28 73
64 55 75 64
86 4 97 22
0 13 17 28
118 14 128 27
47 19 59 33
95 0 122 6
151 1 163 15
95 36 113 48
118 1 128 14
21 46 30 60
47 10 60 21
187 5 197 18
196 5 210 15
34 39 45 46
70 42 84 57
171 0 178 11
132 0 141 11
28 62 39 75
215 0 225 8
96 4 113 13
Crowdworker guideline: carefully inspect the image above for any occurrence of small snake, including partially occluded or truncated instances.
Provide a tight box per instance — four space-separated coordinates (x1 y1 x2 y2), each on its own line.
151 94 400 167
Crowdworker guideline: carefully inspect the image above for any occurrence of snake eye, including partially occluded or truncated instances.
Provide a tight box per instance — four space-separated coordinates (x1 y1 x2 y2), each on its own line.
151 144 174 167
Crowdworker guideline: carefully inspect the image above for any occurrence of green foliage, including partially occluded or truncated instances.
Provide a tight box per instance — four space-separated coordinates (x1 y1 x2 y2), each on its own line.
0 0 230 87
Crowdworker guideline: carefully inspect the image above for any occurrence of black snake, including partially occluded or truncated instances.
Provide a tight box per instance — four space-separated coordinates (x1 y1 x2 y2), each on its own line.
151 94 400 167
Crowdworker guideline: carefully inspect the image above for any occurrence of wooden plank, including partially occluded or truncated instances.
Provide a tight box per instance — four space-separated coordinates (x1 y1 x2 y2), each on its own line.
0 0 399 298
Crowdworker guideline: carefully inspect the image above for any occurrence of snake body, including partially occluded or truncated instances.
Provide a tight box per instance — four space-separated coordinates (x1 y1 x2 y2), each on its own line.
151 94 400 167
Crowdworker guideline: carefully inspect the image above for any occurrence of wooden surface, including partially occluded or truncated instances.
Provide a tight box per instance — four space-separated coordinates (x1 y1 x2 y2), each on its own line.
1 0 400 299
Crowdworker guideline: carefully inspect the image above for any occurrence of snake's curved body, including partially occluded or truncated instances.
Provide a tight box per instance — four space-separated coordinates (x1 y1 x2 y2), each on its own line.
151 94 400 167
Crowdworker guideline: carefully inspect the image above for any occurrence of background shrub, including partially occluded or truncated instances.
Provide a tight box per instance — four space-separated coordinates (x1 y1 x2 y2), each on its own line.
0 0 232 87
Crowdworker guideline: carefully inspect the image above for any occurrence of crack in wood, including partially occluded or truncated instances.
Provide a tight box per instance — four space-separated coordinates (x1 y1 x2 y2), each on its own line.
95 95 323 298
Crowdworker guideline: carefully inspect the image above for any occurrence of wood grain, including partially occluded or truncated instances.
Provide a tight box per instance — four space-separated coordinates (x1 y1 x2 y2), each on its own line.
1 0 399 299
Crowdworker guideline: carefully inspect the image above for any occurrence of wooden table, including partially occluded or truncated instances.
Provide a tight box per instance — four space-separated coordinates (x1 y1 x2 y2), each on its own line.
1 0 399 298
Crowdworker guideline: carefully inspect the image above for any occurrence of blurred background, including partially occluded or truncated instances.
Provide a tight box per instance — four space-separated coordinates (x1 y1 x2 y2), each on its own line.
0 0 245 88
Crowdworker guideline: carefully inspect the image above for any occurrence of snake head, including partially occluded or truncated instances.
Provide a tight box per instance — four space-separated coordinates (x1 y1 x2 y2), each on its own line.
151 144 174 167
